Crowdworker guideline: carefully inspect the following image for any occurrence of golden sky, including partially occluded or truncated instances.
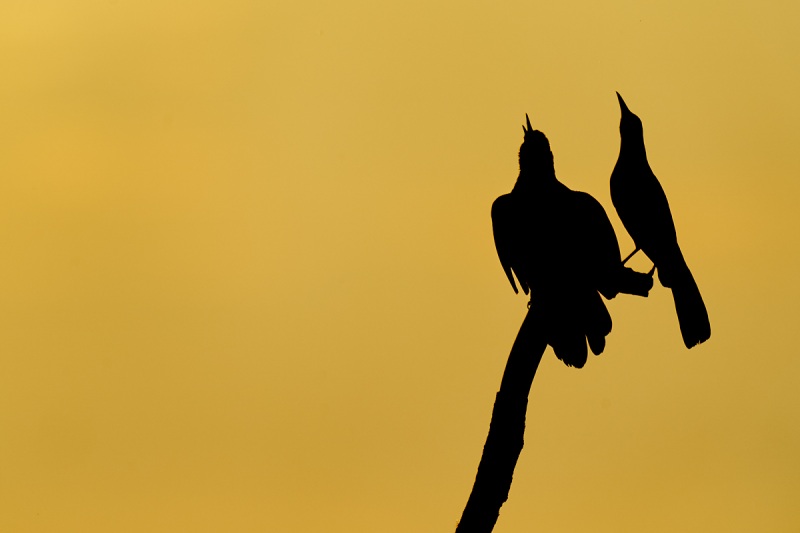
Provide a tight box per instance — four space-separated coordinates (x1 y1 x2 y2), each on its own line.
1 1 798 531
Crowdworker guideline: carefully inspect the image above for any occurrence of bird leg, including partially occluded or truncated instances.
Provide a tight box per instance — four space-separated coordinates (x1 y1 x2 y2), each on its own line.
621 247 641 266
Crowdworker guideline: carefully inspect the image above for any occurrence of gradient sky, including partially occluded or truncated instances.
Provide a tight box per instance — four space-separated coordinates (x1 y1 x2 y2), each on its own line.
1 1 798 531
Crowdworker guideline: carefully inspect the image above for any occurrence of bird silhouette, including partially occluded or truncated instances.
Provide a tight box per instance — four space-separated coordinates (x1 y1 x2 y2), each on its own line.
610 92 711 348
492 115 652 367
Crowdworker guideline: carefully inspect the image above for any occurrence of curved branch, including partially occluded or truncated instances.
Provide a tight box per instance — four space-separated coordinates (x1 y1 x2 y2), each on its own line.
456 308 547 533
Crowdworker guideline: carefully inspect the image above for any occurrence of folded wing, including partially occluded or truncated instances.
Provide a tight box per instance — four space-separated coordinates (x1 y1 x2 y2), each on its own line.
491 194 528 295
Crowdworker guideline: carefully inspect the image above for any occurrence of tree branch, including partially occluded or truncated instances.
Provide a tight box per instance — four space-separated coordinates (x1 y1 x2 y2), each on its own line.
456 308 547 533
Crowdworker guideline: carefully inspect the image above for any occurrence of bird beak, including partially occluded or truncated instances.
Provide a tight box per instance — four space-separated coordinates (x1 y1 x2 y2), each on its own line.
616 92 631 115
525 113 532 132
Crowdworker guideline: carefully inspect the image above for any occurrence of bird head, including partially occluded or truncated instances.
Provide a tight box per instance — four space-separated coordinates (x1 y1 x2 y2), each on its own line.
616 92 644 137
518 113 554 174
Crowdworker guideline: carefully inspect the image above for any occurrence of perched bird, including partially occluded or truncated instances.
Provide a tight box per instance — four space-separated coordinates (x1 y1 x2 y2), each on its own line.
610 93 711 348
492 115 652 367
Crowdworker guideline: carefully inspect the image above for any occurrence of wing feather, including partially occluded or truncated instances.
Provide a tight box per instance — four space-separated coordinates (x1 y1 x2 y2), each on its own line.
491 194 527 294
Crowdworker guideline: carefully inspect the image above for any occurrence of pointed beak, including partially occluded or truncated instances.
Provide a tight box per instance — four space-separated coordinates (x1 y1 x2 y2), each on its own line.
616 92 631 115
525 113 532 132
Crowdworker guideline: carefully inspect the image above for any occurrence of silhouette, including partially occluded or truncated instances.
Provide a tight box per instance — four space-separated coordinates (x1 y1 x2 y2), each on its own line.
491 115 652 368
457 116 653 533
611 93 711 348
456 308 545 533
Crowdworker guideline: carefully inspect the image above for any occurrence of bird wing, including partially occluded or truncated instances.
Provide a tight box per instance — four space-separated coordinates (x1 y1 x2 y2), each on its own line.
491 194 528 294
574 192 621 263
569 192 623 298
611 165 677 261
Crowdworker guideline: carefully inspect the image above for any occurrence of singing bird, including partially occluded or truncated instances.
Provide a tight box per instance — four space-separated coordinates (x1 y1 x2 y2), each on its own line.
492 115 652 367
610 93 711 348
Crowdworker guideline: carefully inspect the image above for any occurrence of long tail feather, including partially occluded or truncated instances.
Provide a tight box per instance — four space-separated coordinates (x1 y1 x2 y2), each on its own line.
671 267 711 348
658 248 711 348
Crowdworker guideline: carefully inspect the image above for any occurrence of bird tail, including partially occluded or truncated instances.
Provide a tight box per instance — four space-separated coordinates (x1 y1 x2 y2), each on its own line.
584 290 612 356
550 330 588 369
667 254 711 348
544 290 612 368
544 296 588 369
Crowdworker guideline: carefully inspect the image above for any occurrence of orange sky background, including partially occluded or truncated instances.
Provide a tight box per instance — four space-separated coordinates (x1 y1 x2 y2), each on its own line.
1 1 798 531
